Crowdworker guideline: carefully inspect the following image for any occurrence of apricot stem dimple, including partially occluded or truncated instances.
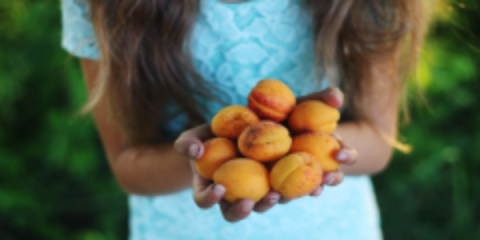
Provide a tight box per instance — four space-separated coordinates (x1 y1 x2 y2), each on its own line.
279 165 300 189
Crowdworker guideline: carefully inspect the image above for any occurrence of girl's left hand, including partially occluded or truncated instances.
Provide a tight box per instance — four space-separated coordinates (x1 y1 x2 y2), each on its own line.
278 87 358 204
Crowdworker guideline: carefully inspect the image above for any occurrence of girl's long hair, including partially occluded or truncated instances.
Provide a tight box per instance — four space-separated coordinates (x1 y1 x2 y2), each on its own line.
86 0 430 145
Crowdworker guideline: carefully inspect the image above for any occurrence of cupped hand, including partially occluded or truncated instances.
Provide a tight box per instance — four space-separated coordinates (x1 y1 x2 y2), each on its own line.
174 124 281 222
297 87 358 187
174 87 358 220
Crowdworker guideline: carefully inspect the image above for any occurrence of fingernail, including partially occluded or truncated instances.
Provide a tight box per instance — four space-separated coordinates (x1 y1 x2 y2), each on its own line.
336 151 349 162
212 184 226 196
189 144 200 159
326 175 335 185
240 201 254 214
330 92 344 107
330 88 343 99
268 197 279 204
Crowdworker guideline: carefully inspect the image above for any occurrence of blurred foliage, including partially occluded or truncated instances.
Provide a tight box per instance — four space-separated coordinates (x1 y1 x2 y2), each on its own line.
0 1 127 240
374 1 480 239
0 0 479 240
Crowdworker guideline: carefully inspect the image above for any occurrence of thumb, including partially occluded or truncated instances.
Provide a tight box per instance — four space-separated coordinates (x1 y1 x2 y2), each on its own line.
175 139 204 160
174 124 213 160
297 87 344 108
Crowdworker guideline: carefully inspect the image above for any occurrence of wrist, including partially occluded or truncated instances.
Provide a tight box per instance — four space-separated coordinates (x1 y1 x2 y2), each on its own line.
111 144 192 196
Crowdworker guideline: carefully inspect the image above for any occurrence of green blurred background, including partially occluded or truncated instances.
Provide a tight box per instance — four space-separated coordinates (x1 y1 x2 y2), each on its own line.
0 1 478 239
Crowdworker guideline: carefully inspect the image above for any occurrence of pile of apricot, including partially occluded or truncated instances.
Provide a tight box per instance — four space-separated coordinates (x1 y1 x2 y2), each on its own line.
195 79 340 202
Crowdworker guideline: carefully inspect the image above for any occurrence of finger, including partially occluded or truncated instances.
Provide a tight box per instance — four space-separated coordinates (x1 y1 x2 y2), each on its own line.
335 148 358 166
191 160 225 209
192 174 225 209
309 185 324 197
253 191 281 213
297 87 344 108
323 169 344 186
174 124 214 159
330 132 343 141
278 196 292 204
331 134 358 166
220 199 255 223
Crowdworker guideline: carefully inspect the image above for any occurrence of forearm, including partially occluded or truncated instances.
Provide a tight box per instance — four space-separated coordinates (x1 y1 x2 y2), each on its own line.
79 59 192 196
335 55 401 176
111 143 193 196
336 120 394 176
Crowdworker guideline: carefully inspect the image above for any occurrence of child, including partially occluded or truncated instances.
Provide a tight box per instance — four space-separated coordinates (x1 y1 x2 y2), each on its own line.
62 0 429 239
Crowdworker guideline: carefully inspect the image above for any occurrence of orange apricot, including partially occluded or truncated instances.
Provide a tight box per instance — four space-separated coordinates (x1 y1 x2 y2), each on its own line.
238 121 292 162
248 79 296 122
213 159 270 203
194 138 239 179
288 100 340 135
270 152 322 199
290 132 340 172
211 106 260 139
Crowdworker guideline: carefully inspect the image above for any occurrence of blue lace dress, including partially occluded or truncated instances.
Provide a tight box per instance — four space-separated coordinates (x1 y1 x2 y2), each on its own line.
62 0 383 239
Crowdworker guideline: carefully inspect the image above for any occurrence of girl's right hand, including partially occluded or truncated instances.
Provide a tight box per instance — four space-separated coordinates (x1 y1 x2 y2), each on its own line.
174 124 282 222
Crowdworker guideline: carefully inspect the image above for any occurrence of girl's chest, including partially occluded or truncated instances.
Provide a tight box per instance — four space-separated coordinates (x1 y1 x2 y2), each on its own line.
189 0 319 100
